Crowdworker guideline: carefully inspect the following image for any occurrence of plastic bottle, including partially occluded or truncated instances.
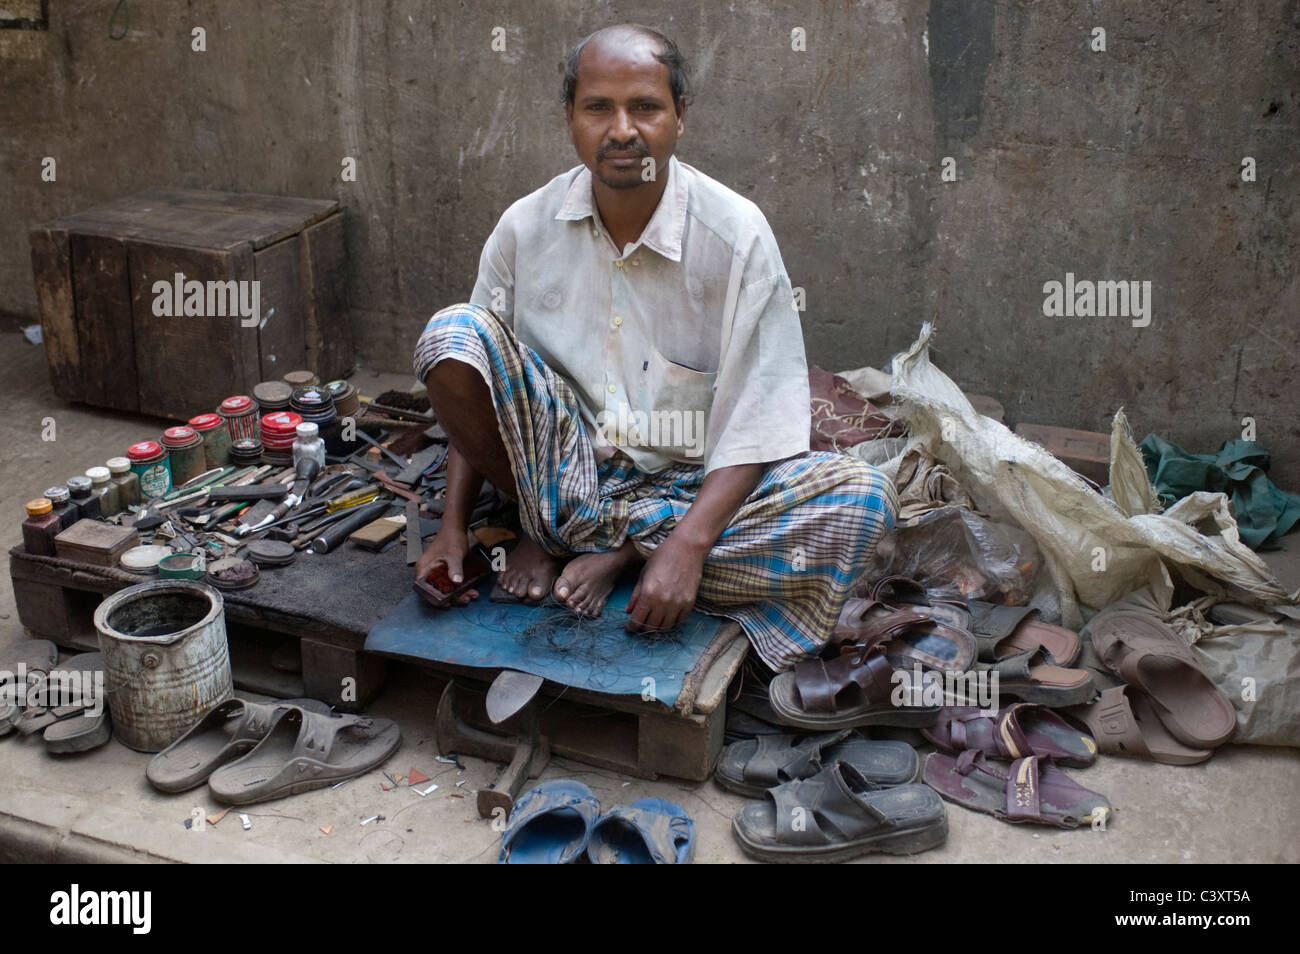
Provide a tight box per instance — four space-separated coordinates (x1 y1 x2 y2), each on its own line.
23 499 61 556
43 486 79 530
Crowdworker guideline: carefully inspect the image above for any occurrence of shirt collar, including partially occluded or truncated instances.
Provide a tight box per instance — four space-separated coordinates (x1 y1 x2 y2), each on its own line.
555 154 687 262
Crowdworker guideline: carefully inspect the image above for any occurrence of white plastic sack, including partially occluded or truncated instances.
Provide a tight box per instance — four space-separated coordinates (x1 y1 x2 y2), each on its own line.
888 324 1297 627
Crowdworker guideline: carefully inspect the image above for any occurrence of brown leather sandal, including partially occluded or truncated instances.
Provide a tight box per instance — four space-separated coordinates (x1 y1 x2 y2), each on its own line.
834 594 977 674
975 648 1095 707
923 703 1098 767
768 644 940 730
1064 684 1212 765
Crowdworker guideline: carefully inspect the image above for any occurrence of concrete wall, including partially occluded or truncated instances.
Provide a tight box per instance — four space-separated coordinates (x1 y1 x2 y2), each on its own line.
2 1 1297 477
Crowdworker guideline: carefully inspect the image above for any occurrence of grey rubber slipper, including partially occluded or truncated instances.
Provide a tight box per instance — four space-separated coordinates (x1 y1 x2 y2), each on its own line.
733 761 948 863
208 707 401 805
716 730 919 797
146 697 333 793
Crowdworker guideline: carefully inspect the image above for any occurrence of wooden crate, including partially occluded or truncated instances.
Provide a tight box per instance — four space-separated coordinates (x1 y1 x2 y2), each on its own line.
30 188 353 419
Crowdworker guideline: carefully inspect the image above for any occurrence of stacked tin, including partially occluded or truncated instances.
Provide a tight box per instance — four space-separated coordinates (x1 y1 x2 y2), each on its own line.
290 386 337 428
218 395 260 444
259 410 304 467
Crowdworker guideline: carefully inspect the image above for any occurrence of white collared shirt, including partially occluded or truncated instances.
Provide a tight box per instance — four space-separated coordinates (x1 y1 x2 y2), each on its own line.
469 155 811 476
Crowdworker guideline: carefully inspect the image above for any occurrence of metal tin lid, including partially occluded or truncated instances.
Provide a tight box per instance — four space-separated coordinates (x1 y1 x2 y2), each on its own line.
25 499 53 516
260 411 303 433
253 381 294 404
86 466 111 483
44 486 71 503
106 457 131 474
66 475 93 493
158 552 205 580
290 387 329 408
127 441 163 460
295 422 319 439
162 426 199 446
283 370 319 388
120 544 173 573
188 413 223 431
219 395 254 415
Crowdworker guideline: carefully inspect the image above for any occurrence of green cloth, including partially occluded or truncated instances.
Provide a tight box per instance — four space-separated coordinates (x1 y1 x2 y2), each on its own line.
1139 435 1300 550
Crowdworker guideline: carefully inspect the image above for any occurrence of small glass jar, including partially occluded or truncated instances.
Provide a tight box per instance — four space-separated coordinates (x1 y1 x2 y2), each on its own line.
162 426 206 487
43 486 79 530
107 457 140 511
127 441 172 499
66 475 101 520
292 422 326 471
23 499 61 556
188 413 232 469
86 465 118 516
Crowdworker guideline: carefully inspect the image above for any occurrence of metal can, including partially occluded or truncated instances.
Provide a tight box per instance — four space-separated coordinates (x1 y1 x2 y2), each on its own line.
127 440 172 499
188 413 231 469
162 426 206 487
218 395 260 444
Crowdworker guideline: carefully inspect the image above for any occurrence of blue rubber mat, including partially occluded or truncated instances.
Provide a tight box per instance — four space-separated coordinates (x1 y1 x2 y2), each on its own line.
365 580 725 706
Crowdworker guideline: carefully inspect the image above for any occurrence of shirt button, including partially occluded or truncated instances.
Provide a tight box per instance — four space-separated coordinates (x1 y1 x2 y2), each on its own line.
607 384 616 393
614 260 624 268
613 316 623 327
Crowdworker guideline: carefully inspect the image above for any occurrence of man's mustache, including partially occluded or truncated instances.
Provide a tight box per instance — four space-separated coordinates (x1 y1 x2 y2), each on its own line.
597 141 650 160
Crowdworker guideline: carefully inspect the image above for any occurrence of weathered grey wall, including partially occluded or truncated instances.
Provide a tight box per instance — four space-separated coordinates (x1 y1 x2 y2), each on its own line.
2 1 1297 476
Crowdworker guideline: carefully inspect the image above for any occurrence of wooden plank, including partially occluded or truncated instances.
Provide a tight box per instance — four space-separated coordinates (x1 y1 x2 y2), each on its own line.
300 213 353 380
253 235 308 380
41 190 338 251
128 241 260 420
1014 422 1110 486
299 639 386 711
28 226 81 402
69 234 138 411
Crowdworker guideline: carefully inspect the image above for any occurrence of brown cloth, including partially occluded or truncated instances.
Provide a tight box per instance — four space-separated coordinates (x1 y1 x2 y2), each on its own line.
808 366 906 452
893 447 976 525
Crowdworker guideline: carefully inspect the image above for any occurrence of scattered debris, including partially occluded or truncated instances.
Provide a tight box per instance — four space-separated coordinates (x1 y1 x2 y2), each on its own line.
448 793 465 799
414 782 439 797
435 754 463 768
361 815 384 826
239 813 252 831
455 779 466 787
207 808 231 826
320 825 333 835
408 767 431 786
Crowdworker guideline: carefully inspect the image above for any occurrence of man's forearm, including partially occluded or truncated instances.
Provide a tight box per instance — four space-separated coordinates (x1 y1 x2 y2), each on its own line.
668 461 766 553
441 445 485 532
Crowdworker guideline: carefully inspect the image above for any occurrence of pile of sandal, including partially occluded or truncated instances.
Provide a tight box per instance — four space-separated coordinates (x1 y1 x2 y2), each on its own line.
146 697 400 804
765 576 1096 732
497 779 695 864
0 640 112 754
922 703 1111 828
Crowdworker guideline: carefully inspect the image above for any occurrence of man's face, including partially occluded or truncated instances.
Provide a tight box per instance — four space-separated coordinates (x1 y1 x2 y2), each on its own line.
565 37 685 191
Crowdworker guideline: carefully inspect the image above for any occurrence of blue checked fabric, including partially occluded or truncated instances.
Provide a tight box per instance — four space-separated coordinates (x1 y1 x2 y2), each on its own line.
414 302 899 670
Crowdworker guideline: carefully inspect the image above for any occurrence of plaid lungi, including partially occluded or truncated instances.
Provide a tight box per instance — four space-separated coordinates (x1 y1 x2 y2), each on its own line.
414 303 898 671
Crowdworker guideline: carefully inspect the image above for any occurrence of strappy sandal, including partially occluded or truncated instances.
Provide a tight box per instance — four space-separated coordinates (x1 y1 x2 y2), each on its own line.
835 591 977 673
732 761 948 863
715 729 918 796
869 577 1080 665
922 703 1097 767
768 644 940 730
1090 611 1235 749
1064 684 1212 765
923 750 1111 829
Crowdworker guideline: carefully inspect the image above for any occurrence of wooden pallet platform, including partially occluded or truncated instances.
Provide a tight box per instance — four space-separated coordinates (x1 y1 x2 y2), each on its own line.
8 544 748 781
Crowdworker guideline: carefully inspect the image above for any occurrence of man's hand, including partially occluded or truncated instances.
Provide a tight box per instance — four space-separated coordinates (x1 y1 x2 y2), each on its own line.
414 527 480 607
625 532 707 632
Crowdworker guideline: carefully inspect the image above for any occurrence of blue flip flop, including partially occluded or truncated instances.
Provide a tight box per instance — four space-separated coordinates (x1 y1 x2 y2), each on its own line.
497 780 601 864
586 798 695 864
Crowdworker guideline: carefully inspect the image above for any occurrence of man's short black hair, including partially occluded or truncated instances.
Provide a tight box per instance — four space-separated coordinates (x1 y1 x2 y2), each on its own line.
562 25 691 108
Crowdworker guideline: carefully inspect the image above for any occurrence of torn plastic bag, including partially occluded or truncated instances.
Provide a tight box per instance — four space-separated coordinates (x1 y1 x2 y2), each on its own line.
888 323 1297 627
863 504 1040 605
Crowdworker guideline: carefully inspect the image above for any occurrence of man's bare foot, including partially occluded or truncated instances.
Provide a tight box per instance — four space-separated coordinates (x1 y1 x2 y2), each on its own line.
498 535 561 601
554 543 642 618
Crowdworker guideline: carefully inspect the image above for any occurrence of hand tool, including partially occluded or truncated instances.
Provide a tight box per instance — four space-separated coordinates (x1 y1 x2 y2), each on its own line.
236 457 321 536
310 498 393 553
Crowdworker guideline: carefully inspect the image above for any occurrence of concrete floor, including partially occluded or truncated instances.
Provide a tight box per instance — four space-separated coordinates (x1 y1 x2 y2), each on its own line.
1 329 1297 864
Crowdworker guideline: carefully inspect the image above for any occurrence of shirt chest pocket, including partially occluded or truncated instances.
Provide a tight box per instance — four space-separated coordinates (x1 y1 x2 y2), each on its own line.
632 345 717 459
